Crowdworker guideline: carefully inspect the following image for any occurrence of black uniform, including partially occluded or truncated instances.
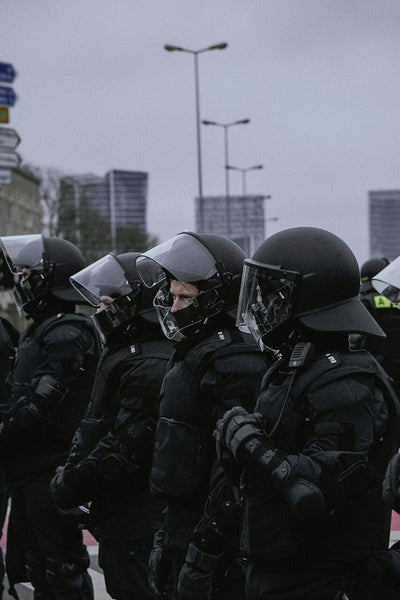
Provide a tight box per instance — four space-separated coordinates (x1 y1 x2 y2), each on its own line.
151 324 267 598
241 345 398 599
215 227 400 600
54 331 172 600
1 309 100 600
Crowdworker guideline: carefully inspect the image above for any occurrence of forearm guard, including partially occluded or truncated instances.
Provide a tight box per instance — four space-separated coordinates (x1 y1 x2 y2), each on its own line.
216 407 326 521
10 375 67 432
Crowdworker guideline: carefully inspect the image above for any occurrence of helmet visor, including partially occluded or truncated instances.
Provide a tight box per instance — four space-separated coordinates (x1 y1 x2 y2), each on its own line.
372 256 400 305
136 233 220 288
0 234 45 274
236 260 300 346
70 253 136 307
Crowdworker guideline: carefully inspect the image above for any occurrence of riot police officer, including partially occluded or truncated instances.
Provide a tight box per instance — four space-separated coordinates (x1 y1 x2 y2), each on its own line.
215 227 400 599
135 232 268 600
0 234 101 600
51 251 172 600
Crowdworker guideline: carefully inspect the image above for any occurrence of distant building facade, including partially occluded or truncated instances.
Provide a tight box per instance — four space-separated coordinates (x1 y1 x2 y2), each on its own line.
59 169 148 260
195 195 266 255
0 167 42 235
0 166 42 328
369 189 400 260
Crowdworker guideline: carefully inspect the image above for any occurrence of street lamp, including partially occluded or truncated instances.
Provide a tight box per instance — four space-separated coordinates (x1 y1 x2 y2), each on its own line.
164 42 228 202
202 119 250 203
226 164 263 198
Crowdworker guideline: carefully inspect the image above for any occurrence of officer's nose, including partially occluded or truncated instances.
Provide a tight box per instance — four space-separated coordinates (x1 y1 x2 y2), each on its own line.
171 298 184 313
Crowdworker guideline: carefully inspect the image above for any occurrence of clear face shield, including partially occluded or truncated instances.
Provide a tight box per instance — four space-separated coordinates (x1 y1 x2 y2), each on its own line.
372 256 400 307
0 234 49 314
236 260 300 350
136 233 224 341
70 253 142 339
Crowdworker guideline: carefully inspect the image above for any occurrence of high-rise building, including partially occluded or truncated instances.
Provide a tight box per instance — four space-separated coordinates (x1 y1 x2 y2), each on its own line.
195 195 266 255
369 189 400 260
59 169 148 260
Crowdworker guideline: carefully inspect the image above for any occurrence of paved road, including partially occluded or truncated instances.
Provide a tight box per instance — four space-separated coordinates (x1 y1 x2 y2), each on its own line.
2 530 400 599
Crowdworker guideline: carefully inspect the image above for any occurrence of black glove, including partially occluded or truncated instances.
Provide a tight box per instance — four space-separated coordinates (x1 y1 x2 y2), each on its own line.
177 543 222 600
214 406 268 465
383 452 400 513
50 463 97 509
148 529 172 597
86 433 138 481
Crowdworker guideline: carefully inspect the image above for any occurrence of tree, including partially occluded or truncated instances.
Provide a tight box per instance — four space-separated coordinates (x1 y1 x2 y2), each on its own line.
22 162 66 236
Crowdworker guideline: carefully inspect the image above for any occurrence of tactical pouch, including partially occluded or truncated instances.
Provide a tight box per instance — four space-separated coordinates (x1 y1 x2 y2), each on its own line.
150 417 206 497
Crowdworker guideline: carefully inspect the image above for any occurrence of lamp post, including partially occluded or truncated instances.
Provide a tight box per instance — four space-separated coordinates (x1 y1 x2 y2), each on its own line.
164 42 228 202
226 164 264 198
202 118 250 203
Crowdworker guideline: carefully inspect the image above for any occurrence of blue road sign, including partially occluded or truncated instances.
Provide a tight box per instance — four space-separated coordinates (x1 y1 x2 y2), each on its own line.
0 86 17 107
0 63 16 84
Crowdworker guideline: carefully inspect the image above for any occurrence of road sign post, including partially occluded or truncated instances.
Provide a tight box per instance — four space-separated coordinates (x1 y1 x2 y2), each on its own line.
0 127 20 149
0 168 13 185
0 150 20 168
0 86 17 107
0 107 9 123
0 63 16 84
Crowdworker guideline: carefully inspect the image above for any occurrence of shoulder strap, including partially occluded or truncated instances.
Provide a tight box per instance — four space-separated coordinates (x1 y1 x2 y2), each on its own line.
291 350 400 453
137 338 172 360
37 312 93 340
183 329 233 379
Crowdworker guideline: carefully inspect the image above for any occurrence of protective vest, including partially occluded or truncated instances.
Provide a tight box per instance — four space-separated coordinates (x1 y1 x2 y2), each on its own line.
150 328 262 499
7 313 100 461
79 338 172 453
244 348 400 560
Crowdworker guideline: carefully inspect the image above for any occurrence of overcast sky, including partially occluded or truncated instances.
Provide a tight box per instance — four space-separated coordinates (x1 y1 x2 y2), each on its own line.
3 0 400 264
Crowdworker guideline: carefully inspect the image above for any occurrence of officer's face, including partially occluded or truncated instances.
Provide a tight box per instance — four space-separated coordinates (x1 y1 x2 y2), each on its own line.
170 280 199 313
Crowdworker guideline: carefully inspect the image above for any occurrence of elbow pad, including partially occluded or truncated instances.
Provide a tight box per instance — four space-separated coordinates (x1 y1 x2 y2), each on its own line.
11 376 68 431
281 476 326 521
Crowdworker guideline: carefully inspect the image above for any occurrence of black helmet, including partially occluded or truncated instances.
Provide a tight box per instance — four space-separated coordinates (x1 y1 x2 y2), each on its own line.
70 251 157 342
0 234 86 315
136 232 246 341
361 257 390 281
237 227 385 348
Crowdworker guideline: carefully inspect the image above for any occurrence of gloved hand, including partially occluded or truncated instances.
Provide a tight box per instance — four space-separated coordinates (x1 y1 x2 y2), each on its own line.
214 406 268 465
86 433 136 481
177 543 222 600
50 464 96 509
148 529 172 597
